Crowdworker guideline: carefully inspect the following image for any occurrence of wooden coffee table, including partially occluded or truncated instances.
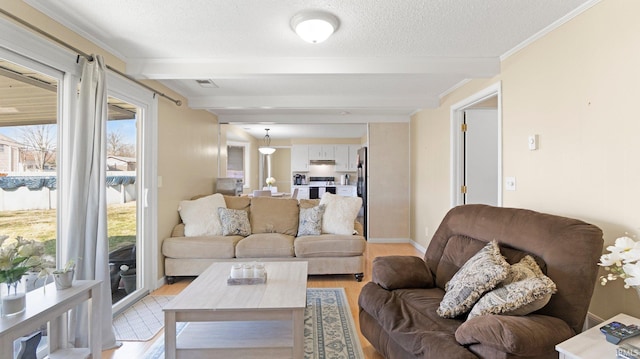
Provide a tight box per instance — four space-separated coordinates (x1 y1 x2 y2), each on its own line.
163 261 308 359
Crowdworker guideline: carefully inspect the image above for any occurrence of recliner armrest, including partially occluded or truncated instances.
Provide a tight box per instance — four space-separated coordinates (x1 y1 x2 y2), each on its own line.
372 256 434 290
455 314 575 356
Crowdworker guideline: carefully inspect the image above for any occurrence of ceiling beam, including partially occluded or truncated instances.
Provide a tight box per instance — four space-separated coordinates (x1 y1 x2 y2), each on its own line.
188 94 440 110
126 57 500 79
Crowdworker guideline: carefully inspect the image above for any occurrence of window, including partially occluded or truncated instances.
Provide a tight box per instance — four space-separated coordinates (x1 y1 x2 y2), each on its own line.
0 56 60 274
227 141 249 187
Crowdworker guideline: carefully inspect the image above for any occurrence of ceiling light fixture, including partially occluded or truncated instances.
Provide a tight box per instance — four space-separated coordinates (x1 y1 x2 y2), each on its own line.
291 10 339 44
258 128 276 155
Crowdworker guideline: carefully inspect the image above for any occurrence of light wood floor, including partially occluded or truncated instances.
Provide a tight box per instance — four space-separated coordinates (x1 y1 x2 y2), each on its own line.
101 242 423 359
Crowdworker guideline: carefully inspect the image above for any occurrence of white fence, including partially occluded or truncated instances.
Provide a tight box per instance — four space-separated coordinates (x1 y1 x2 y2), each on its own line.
0 172 136 211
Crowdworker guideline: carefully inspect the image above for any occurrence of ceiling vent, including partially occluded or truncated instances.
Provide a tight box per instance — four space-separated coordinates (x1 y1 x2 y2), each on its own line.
195 79 218 88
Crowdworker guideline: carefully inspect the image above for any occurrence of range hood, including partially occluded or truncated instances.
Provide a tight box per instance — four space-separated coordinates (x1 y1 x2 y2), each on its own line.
309 159 336 165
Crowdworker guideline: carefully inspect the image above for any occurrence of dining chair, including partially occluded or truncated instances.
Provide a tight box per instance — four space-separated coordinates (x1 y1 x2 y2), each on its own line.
253 190 272 197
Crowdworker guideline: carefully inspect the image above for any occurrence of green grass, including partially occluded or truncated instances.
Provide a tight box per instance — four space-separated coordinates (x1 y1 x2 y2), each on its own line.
0 202 137 255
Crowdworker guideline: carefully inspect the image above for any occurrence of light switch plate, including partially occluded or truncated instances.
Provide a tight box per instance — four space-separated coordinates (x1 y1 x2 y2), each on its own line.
528 135 538 150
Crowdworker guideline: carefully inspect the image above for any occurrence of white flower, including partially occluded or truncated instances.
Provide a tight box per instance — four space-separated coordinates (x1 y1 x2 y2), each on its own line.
623 262 640 287
599 234 640 289
265 177 276 185
599 252 622 267
120 264 129 272
606 236 638 253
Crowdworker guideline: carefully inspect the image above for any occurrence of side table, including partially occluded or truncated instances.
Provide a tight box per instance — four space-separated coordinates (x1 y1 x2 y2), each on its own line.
0 280 101 359
556 313 640 359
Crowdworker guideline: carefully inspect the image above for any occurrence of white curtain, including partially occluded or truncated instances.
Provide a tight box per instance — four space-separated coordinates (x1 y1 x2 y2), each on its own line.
63 54 117 350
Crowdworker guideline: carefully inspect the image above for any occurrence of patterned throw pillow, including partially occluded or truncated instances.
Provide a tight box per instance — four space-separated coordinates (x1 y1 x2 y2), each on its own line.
297 204 326 236
437 240 510 318
217 208 251 237
467 255 556 319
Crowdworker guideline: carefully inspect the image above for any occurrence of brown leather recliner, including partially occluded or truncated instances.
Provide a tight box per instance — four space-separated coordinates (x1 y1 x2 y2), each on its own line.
358 204 603 358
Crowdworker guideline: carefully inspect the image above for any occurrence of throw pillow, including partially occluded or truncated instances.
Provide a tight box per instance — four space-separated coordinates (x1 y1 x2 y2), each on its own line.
178 193 226 236
467 255 557 319
217 208 251 237
319 193 362 235
297 204 326 236
437 240 510 318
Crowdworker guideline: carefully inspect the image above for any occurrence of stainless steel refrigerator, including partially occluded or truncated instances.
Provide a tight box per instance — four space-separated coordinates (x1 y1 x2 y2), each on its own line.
357 147 367 238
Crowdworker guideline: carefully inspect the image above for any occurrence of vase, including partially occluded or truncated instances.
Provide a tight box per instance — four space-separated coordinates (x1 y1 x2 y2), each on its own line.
24 271 46 292
1 279 26 317
120 272 136 294
53 270 74 290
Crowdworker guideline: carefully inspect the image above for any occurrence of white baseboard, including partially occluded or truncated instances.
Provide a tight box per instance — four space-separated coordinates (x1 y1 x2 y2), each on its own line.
367 238 426 254
156 276 167 290
367 237 410 243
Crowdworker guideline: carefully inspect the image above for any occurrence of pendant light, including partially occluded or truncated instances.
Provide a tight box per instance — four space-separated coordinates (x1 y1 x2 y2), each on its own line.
258 128 276 155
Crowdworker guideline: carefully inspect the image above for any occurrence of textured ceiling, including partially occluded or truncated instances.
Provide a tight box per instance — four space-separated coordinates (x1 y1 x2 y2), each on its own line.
22 0 596 138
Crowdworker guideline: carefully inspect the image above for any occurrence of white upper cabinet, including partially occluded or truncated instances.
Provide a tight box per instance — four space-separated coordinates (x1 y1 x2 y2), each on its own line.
308 145 334 160
335 145 360 172
334 145 349 171
348 145 360 172
291 145 309 171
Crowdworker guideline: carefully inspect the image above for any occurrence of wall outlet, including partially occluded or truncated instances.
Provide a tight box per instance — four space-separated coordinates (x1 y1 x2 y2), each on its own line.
505 177 516 191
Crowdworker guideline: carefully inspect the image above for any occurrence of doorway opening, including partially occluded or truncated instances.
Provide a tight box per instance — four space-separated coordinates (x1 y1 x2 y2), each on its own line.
450 82 502 207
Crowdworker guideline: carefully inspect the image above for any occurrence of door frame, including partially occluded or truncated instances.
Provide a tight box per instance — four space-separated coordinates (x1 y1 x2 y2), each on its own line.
450 82 503 207
107 74 159 314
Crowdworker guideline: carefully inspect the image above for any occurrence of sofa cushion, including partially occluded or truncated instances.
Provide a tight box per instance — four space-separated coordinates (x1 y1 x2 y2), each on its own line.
294 234 365 257
218 208 251 236
235 233 295 258
437 240 509 318
162 235 242 259
224 195 251 210
467 255 556 319
297 204 326 236
178 193 226 236
249 197 299 236
299 199 320 209
319 193 362 235
358 283 477 359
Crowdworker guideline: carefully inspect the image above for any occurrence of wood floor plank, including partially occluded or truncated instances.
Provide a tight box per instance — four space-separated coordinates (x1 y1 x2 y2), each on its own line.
101 243 423 359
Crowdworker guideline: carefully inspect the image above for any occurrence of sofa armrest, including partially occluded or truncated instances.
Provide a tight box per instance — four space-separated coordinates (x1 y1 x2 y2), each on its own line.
372 256 434 290
455 314 575 356
171 223 185 237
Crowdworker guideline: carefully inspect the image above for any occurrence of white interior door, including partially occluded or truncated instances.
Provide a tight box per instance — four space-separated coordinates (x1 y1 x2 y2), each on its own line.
464 109 499 205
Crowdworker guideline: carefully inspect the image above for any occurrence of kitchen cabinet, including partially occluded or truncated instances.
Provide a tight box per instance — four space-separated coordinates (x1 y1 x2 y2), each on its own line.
334 145 349 172
308 145 334 160
348 145 360 172
293 186 310 199
335 145 360 172
291 145 309 172
337 185 357 197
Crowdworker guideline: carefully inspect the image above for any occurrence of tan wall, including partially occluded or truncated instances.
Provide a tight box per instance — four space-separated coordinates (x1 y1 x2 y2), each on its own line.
271 148 292 193
411 0 640 319
2 1 220 281
369 122 410 240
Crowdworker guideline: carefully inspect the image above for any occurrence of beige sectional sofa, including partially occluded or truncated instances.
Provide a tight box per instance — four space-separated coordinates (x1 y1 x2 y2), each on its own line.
162 194 366 283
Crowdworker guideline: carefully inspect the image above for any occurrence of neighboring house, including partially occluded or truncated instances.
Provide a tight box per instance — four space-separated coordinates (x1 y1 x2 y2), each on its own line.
107 155 136 171
0 133 23 173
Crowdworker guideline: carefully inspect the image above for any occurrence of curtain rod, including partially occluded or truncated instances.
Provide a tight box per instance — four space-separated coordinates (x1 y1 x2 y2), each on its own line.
0 8 182 106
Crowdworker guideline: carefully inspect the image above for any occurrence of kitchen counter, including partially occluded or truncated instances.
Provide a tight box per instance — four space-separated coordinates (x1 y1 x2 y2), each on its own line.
292 184 356 188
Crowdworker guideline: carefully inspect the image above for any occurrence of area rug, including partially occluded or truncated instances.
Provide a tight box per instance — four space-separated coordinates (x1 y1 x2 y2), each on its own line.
113 295 174 341
142 287 365 359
